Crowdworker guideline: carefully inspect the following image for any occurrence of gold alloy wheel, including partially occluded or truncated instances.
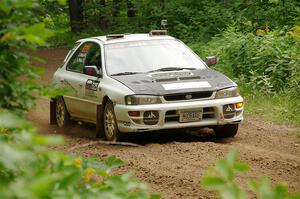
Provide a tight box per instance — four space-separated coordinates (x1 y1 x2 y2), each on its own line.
104 101 118 141
56 97 68 128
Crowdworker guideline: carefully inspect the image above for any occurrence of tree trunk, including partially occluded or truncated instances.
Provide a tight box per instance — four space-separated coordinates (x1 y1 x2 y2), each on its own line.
160 0 165 10
99 0 108 29
127 0 135 17
68 0 83 32
112 0 121 17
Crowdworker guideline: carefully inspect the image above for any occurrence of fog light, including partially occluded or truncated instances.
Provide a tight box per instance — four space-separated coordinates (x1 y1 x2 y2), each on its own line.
143 111 159 125
235 102 244 109
128 111 140 117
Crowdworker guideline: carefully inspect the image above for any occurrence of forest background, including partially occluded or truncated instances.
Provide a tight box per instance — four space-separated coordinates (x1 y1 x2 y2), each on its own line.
44 0 300 125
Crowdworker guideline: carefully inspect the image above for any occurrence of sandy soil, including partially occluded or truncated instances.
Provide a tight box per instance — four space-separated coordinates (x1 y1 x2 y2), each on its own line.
28 48 300 198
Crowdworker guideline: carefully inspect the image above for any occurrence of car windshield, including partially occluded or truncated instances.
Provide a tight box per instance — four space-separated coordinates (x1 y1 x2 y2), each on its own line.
105 39 207 75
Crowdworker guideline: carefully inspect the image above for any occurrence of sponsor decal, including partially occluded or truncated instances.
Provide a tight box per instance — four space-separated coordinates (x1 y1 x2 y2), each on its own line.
223 104 235 113
85 79 100 97
143 111 159 125
85 79 99 91
162 82 211 90
145 111 156 119
120 121 131 127
226 106 234 112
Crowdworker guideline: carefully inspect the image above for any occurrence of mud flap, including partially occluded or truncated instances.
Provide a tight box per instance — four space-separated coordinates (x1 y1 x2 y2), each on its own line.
96 104 104 138
50 98 57 125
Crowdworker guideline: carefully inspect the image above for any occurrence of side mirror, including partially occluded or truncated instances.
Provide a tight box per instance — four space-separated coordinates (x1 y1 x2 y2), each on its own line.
205 56 217 67
84 65 102 77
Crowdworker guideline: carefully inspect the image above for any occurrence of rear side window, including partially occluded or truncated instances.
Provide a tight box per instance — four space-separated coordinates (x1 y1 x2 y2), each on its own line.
66 42 101 73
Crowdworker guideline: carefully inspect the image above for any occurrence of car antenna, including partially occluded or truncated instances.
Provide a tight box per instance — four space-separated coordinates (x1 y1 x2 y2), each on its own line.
149 19 168 36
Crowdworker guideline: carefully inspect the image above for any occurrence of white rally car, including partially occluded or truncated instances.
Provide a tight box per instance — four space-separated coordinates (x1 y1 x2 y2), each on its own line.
51 31 244 141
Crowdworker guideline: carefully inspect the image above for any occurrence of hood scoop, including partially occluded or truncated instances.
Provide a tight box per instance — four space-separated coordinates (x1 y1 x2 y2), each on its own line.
149 71 199 82
179 76 201 80
150 71 193 78
154 76 201 82
155 77 177 82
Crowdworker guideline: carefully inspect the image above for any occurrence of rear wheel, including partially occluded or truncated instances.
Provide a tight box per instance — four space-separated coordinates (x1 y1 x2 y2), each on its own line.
103 101 120 141
56 97 70 128
213 124 239 138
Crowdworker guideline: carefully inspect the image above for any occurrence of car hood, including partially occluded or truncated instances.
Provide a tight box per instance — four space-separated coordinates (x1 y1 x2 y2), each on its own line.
111 69 236 95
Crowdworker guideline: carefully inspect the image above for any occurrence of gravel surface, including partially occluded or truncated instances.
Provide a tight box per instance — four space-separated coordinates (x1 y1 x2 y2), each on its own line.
28 48 300 198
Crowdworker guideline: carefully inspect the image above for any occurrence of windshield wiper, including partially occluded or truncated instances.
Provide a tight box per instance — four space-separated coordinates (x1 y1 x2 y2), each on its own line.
147 67 196 73
110 72 142 76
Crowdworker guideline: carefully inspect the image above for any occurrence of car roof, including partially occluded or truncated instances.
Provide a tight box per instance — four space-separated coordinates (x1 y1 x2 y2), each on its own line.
77 33 176 44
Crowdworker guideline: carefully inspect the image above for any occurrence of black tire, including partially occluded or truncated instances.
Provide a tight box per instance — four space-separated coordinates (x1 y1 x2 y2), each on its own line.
103 101 120 141
95 105 104 138
213 124 239 138
55 97 70 128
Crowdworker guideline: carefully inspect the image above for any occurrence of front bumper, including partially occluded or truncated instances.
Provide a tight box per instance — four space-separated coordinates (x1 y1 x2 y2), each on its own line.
114 96 244 132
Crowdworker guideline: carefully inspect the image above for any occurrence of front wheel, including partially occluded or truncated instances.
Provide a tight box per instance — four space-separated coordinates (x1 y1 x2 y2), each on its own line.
213 124 239 138
103 101 120 141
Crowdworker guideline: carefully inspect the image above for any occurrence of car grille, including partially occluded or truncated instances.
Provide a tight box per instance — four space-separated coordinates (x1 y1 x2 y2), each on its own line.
163 91 213 101
165 107 215 123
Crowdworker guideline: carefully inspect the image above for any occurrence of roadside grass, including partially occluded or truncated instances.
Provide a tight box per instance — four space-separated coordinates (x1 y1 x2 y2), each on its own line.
290 131 300 144
243 92 300 127
289 131 300 138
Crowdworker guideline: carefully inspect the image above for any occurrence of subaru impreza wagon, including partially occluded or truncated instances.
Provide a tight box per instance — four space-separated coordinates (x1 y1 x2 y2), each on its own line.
50 30 244 141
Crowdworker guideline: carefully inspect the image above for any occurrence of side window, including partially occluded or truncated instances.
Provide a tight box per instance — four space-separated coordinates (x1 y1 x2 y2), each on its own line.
66 42 101 73
84 43 101 68
63 42 81 63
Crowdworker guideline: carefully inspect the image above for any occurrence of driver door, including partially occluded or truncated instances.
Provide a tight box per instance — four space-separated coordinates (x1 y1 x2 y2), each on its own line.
80 42 103 122
62 41 102 123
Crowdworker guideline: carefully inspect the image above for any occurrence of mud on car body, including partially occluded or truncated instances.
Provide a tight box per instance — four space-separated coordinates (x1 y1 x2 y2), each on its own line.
51 31 244 141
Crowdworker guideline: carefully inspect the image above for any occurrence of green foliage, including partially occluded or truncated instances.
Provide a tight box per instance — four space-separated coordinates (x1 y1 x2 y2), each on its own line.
201 150 300 199
201 150 249 199
0 0 63 113
191 27 300 94
190 26 300 125
41 0 300 46
0 113 157 199
0 1 158 198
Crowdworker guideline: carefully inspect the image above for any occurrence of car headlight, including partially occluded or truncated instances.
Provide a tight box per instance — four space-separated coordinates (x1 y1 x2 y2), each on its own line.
215 87 239 99
125 95 162 105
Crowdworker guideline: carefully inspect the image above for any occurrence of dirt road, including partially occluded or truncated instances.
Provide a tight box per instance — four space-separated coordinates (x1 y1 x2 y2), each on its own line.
29 48 300 198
